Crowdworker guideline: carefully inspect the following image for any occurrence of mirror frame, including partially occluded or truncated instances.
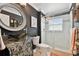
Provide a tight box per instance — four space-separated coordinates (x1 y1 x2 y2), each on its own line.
0 3 26 31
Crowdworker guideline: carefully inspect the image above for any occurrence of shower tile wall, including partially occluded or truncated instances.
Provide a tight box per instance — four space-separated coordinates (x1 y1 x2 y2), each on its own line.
42 14 72 51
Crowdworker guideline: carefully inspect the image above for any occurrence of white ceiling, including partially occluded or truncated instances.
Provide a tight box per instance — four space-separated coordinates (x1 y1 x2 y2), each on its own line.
29 3 72 16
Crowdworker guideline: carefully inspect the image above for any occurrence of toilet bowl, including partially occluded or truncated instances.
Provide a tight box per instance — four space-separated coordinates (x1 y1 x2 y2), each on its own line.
33 36 52 56
33 36 52 48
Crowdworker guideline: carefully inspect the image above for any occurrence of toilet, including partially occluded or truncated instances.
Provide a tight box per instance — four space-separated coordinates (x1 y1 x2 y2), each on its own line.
32 36 52 48
32 36 52 56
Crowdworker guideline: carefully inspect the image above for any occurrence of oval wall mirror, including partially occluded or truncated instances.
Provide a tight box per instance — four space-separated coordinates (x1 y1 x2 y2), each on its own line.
0 3 26 31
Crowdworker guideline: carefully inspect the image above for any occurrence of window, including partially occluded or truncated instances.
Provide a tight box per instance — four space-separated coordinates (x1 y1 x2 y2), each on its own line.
48 18 63 31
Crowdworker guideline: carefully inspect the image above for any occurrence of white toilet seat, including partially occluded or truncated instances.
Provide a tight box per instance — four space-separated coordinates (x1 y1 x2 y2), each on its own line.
36 43 52 48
